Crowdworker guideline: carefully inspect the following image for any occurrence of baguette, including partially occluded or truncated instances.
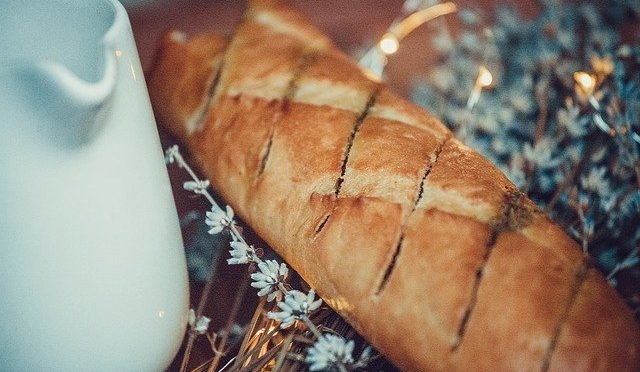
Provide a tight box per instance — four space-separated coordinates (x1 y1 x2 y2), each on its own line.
147 1 640 370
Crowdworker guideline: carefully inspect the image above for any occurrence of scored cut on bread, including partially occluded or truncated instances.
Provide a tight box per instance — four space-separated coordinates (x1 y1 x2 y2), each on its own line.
147 1 640 370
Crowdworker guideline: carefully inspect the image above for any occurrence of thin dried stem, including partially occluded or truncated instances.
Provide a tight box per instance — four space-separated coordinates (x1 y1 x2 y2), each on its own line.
191 357 215 372
169 146 258 266
208 277 250 372
242 342 283 371
242 299 266 352
179 241 224 372
607 246 639 281
237 325 280 368
217 356 237 372
273 334 295 372
533 77 550 143
179 333 197 372
545 139 596 212
301 316 323 340
167 145 358 371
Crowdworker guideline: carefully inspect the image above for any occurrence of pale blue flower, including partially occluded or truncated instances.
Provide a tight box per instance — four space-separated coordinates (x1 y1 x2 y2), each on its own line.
430 65 456 93
460 31 481 53
188 309 210 335
250 260 289 302
432 30 455 55
228 240 253 265
557 29 576 50
183 179 210 195
267 289 322 329
557 105 588 137
164 144 180 164
509 92 534 114
306 334 355 371
501 157 527 189
580 167 610 197
523 139 560 169
409 0 640 300
497 107 515 125
459 9 480 26
205 205 234 235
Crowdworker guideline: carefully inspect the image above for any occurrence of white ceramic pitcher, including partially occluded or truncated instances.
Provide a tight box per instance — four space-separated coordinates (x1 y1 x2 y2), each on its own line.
0 0 189 370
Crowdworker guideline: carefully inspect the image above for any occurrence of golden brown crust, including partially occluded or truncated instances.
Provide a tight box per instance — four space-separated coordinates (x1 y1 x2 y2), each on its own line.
250 101 358 261
340 114 442 210
454 231 585 371
148 1 640 370
372 87 450 137
379 210 493 371
419 138 514 224
217 19 303 100
147 31 227 139
246 0 331 50
195 95 283 209
549 270 640 372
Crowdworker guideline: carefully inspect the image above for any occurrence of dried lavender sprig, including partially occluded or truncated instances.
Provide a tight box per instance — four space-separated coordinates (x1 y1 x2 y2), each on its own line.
166 145 253 262
305 332 373 372
167 146 298 298
166 145 340 369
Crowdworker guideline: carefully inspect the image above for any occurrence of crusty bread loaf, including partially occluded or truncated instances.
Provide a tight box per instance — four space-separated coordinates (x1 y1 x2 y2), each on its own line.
147 1 640 370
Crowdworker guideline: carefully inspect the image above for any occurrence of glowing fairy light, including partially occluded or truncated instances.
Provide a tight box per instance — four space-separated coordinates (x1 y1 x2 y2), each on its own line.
477 65 493 87
466 65 493 110
574 70 610 134
574 70 640 143
379 34 400 55
359 2 458 78
574 71 596 98
457 65 494 139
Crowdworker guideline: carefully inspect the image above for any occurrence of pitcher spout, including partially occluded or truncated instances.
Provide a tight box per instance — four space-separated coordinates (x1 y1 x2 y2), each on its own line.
0 0 122 147
18 50 117 146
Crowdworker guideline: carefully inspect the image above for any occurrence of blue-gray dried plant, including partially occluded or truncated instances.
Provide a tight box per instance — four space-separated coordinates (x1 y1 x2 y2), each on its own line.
412 0 639 313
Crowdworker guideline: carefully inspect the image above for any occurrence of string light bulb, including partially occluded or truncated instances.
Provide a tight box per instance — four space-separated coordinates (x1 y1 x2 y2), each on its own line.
379 34 400 55
477 65 493 88
573 71 596 99
466 65 494 110
359 2 458 78
573 70 640 143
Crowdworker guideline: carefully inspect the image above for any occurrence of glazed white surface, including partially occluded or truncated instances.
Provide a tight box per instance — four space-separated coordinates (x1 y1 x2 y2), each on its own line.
0 1 188 370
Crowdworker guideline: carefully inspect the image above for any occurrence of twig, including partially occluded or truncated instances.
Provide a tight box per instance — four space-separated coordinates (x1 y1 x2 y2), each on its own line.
607 246 639 282
524 77 551 193
180 249 223 372
241 342 283 371
191 357 215 372
534 78 550 143
208 277 250 372
179 333 197 372
217 356 236 372
273 334 295 372
168 146 260 266
545 137 599 212
576 204 590 256
231 298 266 370
545 162 579 213
233 324 280 369
167 145 362 371
301 316 323 340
